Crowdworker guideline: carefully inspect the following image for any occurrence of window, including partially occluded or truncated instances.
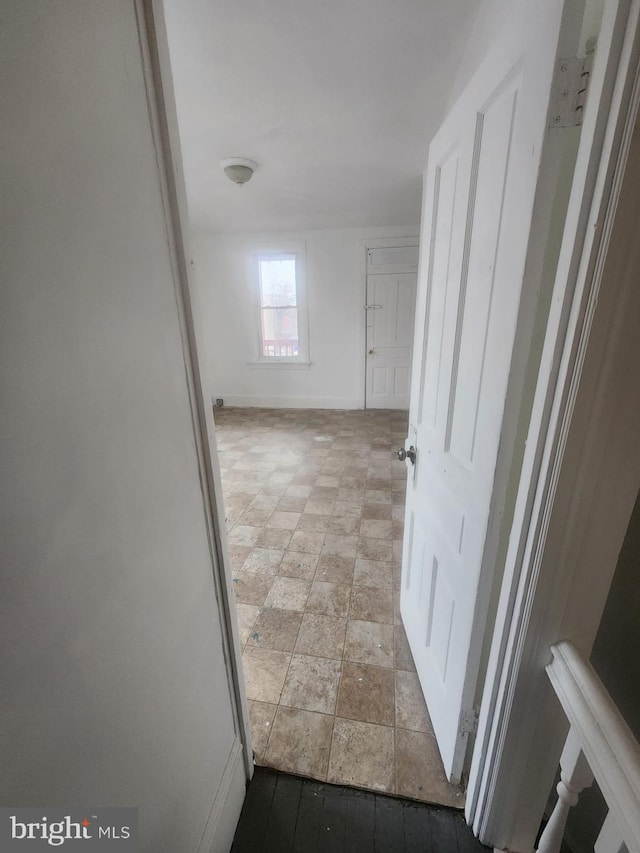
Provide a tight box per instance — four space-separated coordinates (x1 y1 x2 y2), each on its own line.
253 249 308 364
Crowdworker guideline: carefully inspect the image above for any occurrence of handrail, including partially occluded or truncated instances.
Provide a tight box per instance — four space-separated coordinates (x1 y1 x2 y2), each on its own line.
544 640 640 852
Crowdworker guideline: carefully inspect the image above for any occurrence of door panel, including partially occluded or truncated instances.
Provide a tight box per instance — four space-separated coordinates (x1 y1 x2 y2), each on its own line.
402 0 578 783
365 272 417 409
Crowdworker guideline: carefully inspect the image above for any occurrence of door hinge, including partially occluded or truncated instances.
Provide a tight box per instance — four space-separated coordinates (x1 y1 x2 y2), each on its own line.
549 46 595 129
459 708 479 735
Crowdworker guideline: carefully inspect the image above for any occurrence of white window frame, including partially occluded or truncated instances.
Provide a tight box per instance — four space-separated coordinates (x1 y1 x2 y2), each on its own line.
249 242 310 368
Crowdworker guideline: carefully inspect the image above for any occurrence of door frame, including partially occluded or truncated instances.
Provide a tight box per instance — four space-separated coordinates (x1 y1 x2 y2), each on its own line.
467 0 640 847
139 0 254 786
361 236 419 409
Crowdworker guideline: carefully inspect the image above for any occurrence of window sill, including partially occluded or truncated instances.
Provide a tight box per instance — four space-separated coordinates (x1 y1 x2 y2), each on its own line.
247 360 311 370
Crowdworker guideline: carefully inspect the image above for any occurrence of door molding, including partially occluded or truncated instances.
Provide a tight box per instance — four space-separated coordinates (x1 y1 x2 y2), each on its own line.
467 1 640 847
137 0 254 781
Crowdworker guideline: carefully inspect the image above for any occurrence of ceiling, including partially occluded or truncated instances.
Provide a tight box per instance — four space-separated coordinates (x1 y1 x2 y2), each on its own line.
163 0 480 234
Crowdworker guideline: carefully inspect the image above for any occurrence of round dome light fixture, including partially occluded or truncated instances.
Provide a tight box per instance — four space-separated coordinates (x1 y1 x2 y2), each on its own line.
220 157 257 186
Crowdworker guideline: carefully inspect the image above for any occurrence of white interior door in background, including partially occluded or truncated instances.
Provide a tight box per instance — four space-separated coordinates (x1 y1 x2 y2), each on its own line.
401 0 587 784
365 272 417 409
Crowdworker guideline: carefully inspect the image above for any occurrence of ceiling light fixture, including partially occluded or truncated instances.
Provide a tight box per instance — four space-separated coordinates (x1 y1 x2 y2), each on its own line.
220 157 257 186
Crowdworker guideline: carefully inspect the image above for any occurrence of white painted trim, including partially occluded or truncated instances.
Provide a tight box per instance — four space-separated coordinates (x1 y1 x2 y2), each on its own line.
197 738 247 853
247 361 311 370
140 0 254 782
467 1 640 847
219 395 362 410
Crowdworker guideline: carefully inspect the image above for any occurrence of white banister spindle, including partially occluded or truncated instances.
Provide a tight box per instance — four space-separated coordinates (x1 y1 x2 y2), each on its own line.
543 642 640 853
595 812 628 853
537 727 594 853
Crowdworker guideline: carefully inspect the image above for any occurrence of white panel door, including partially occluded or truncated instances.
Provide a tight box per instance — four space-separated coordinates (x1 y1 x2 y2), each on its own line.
365 273 417 409
401 0 580 783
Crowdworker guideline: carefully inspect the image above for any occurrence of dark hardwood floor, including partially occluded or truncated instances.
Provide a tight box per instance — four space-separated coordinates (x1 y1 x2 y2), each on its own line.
231 767 490 852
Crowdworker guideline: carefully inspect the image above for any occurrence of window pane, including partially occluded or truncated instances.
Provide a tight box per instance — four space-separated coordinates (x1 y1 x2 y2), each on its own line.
261 307 299 357
259 257 297 307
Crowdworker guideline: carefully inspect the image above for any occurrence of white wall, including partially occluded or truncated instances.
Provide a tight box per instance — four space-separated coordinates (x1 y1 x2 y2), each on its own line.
0 3 244 851
191 227 419 409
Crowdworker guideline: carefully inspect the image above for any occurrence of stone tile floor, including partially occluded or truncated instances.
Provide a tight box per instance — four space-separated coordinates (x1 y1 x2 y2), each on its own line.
215 407 464 808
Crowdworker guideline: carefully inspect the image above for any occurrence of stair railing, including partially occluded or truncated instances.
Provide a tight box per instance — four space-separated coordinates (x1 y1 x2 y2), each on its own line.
537 641 640 853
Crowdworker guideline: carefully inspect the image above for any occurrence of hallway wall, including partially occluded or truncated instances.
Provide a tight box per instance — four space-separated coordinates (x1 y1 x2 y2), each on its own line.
0 3 243 851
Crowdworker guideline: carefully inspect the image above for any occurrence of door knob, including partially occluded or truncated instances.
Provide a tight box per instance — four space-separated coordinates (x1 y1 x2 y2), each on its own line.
368 349 375 355
397 446 416 464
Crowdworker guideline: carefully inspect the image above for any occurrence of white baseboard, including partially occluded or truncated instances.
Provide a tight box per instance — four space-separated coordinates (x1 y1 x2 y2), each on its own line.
198 737 247 853
217 395 364 410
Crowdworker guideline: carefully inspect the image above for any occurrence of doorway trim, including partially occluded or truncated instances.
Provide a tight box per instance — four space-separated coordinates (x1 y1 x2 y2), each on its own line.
138 0 254 790
466 0 640 847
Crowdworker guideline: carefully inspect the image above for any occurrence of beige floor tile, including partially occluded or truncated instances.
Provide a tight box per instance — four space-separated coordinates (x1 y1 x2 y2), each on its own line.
264 576 311 611
266 510 301 530
235 603 261 645
246 608 303 652
228 524 263 546
357 537 393 562
280 654 341 714
394 624 417 672
364 489 392 505
341 475 366 489
247 700 277 763
241 648 291 704
327 718 395 793
237 507 272 527
255 528 292 550
367 477 392 491
322 534 358 559
305 580 351 617
333 500 363 518
296 513 330 533
393 590 402 625
315 555 355 585
249 494 282 511
316 474 341 488
276 495 307 513
241 547 284 574
288 530 326 554
350 586 394 624
285 484 314 498
264 707 333 778
345 619 394 668
232 571 274 606
395 728 464 807
336 661 395 726
278 551 318 580
327 515 361 536
228 544 252 572
359 519 393 540
354 559 393 589
336 488 365 504
303 499 335 516
311 485 339 501
295 613 347 659
395 670 432 732
362 504 393 520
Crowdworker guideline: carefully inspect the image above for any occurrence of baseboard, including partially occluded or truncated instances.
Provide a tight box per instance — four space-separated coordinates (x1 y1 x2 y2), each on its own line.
217 395 364 410
197 737 247 853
